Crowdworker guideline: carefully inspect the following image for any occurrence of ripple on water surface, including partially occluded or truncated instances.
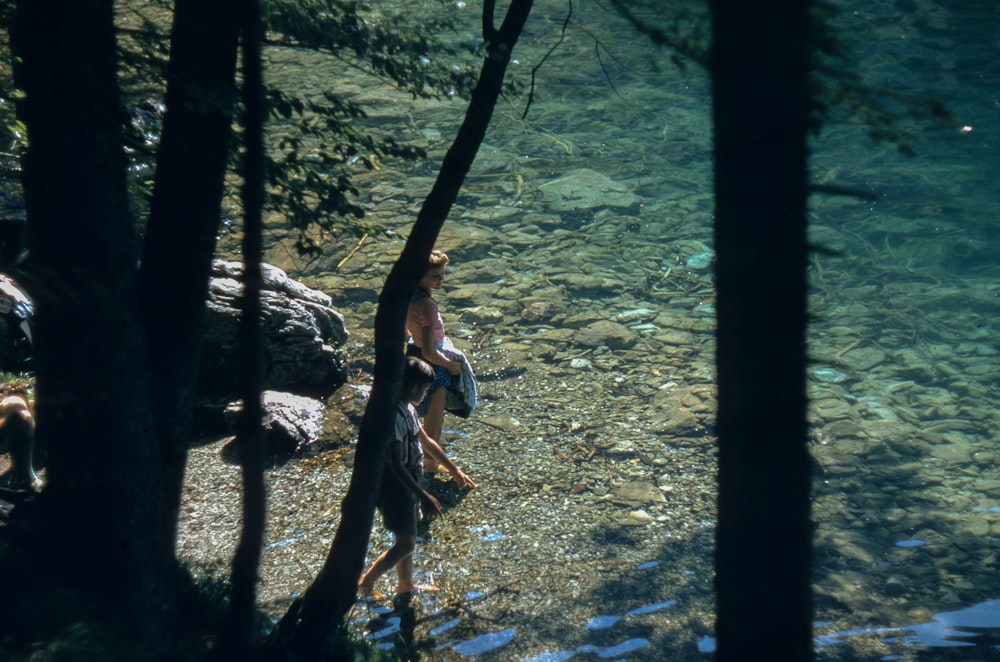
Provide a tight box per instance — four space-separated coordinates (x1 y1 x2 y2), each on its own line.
817 599 1000 652
451 627 517 656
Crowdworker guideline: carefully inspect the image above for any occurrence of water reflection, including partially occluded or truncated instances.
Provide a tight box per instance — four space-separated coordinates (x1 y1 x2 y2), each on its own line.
817 599 1000 653
586 615 621 631
361 602 418 658
429 616 462 637
524 638 650 661
356 588 685 658
626 600 677 617
452 628 517 655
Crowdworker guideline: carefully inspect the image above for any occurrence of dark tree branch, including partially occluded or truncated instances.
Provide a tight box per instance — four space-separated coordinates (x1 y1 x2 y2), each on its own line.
606 0 708 66
483 0 498 41
522 0 572 119
808 183 877 201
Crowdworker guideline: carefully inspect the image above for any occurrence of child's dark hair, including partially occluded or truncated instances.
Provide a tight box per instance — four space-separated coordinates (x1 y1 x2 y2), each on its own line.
404 357 435 387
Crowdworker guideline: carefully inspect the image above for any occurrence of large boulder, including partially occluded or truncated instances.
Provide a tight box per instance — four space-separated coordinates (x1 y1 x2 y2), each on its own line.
200 260 349 398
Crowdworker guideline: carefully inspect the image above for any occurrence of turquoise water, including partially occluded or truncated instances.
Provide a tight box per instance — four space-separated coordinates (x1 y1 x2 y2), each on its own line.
214 1 1000 658
804 3 1000 659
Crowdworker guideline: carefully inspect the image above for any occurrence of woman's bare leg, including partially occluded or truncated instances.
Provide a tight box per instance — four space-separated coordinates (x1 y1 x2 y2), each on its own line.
422 387 447 472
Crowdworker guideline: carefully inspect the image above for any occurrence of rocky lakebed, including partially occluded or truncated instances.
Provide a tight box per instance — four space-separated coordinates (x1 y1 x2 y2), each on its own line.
178 160 1000 661
179 6 1000 656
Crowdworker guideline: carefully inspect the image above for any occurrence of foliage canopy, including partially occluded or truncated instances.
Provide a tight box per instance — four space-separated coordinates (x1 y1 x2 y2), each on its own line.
1 0 488 256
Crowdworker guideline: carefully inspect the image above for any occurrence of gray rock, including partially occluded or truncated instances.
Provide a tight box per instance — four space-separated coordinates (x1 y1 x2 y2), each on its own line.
521 301 556 322
224 390 325 457
200 260 349 398
321 384 370 446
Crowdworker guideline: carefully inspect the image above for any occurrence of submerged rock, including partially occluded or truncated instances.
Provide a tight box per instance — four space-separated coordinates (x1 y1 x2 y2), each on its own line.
520 301 556 322
537 168 643 212
611 481 667 507
573 320 638 349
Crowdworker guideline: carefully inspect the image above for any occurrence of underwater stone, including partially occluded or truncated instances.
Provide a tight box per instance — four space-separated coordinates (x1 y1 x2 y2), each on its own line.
685 251 714 269
811 367 849 383
614 307 656 323
611 481 667 507
537 168 642 212
573 320 638 349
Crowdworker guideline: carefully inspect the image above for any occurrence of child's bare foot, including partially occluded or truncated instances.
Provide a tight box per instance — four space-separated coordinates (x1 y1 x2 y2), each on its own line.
358 580 381 601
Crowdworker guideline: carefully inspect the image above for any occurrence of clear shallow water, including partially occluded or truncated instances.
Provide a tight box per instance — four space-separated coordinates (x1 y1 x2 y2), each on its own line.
205 0 1000 658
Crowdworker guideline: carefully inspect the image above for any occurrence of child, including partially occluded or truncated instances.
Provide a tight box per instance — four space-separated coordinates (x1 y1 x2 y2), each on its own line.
358 357 475 606
405 249 467 473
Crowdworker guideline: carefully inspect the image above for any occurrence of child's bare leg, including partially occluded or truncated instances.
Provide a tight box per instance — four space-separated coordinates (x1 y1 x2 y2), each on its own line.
422 388 447 472
395 552 414 596
358 551 393 596
359 535 415 595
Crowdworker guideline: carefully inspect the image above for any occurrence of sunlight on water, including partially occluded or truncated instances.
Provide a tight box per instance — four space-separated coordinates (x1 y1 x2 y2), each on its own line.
626 600 677 617
429 616 462 637
452 627 517 655
586 615 621 630
817 599 1000 650
579 637 650 657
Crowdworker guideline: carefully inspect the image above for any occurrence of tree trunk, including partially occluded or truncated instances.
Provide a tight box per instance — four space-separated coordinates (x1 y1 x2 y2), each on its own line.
709 2 813 661
266 1 535 657
12 0 168 647
138 0 242 570
220 0 268 658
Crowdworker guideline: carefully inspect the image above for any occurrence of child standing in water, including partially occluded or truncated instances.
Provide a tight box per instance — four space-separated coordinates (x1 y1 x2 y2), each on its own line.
406 249 465 472
359 357 475 606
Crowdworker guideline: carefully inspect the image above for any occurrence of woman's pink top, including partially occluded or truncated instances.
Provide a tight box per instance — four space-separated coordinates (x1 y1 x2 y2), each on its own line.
406 293 445 347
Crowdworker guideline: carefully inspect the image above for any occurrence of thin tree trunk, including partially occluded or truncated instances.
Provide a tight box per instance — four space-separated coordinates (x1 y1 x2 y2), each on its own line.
220 0 267 658
266 1 535 656
138 0 242 574
710 1 813 660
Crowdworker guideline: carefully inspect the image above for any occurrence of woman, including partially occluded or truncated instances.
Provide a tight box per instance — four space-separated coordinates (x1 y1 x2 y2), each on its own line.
405 249 465 473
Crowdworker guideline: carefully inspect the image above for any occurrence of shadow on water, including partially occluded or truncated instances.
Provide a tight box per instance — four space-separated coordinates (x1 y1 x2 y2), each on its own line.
345 417 1000 662
533 530 717 661
351 525 719 661
809 442 1000 661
